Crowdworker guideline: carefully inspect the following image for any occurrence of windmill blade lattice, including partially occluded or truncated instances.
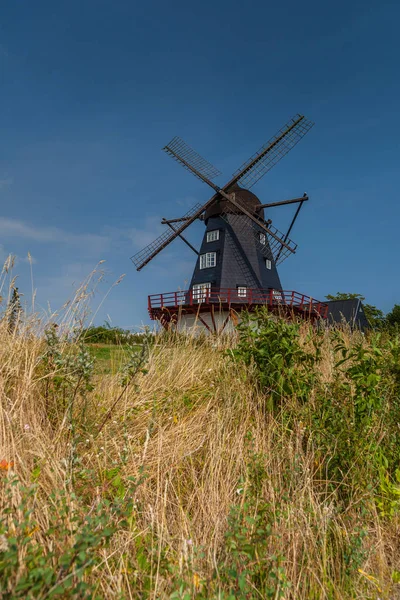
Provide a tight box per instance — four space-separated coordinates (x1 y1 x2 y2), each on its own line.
131 202 204 270
255 222 296 264
163 136 222 183
132 114 313 272
232 115 314 190
219 194 297 265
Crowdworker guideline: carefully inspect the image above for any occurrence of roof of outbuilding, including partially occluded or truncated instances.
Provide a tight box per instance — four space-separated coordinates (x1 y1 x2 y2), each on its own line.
326 298 370 330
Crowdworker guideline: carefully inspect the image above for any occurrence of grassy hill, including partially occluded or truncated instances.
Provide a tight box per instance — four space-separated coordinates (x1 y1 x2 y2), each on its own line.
1 310 400 599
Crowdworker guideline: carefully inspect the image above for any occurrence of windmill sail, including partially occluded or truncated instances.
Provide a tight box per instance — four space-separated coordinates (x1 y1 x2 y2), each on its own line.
222 192 297 260
163 137 221 185
231 114 314 190
131 202 205 270
219 207 296 265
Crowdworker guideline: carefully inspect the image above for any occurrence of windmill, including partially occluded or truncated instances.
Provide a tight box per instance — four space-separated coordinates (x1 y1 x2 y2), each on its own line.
131 114 328 333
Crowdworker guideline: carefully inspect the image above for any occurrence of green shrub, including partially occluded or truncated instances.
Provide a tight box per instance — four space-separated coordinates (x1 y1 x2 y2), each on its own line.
230 308 321 409
0 478 116 598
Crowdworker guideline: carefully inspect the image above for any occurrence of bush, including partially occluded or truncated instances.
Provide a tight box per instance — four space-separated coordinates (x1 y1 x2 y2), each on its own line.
230 308 321 409
81 325 147 345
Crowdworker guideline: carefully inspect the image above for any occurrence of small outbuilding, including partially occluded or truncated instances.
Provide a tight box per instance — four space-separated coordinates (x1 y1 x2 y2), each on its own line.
325 298 370 331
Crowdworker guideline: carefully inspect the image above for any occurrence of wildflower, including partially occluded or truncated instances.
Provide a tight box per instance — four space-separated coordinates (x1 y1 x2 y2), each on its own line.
358 569 382 592
24 424 30 431
0 460 14 471
186 539 193 546
193 573 201 590
0 534 9 552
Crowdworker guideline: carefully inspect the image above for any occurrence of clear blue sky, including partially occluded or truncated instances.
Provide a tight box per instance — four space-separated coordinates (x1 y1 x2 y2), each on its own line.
1 0 399 328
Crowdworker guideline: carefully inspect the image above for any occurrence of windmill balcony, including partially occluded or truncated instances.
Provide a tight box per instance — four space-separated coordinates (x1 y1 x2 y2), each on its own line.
147 288 329 325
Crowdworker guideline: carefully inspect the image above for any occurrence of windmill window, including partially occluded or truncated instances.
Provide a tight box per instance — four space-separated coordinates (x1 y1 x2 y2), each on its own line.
265 259 272 270
207 230 219 242
259 233 266 245
237 286 247 298
200 252 216 269
192 282 211 303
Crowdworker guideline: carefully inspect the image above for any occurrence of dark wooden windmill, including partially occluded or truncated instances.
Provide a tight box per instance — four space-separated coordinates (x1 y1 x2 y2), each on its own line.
131 114 328 333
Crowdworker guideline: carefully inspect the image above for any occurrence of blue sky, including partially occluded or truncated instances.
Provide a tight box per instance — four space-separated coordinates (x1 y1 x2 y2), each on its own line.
1 0 399 328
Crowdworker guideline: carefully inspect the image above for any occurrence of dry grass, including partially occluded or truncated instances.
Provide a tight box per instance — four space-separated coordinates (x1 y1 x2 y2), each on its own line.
1 271 400 598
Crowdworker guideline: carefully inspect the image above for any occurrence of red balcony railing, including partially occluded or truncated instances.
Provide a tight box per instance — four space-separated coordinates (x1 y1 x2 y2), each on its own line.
148 288 328 320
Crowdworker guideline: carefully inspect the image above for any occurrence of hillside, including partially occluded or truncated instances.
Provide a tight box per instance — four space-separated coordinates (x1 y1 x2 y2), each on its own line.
1 309 400 599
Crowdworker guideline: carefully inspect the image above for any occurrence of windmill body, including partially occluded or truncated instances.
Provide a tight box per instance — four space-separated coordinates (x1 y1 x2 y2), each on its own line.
179 186 282 332
132 115 329 333
190 186 282 292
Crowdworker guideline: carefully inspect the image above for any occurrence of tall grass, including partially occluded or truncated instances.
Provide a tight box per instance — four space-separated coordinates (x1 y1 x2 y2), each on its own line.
1 269 400 598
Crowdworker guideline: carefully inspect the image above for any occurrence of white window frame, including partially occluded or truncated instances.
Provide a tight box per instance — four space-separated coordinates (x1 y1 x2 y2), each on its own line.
206 230 219 243
237 286 247 298
259 232 266 245
199 252 216 269
192 282 211 303
265 259 272 270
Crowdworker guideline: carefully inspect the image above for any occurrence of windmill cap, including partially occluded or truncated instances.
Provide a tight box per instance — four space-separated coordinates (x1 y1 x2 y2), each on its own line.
204 183 265 222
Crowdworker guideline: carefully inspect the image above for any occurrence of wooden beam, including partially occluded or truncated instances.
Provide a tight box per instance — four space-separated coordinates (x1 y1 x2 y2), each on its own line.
165 222 199 255
257 195 308 210
219 312 232 334
195 312 212 333
275 200 305 262
161 216 192 224
210 304 217 334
